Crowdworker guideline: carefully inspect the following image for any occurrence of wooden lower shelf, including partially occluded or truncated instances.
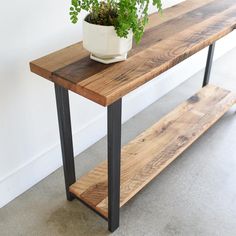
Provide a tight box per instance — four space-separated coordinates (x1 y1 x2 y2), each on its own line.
69 85 236 218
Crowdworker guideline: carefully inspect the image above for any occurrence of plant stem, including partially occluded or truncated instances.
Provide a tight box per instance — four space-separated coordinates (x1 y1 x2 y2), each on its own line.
107 0 111 9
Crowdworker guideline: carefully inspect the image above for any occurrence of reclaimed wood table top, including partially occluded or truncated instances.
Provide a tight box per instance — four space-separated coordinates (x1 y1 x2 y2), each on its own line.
30 0 236 106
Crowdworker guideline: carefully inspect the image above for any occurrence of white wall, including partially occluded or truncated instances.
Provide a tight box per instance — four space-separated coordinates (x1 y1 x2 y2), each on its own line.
0 0 235 208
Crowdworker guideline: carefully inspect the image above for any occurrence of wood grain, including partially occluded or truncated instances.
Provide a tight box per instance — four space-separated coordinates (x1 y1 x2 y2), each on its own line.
69 85 236 218
30 0 236 106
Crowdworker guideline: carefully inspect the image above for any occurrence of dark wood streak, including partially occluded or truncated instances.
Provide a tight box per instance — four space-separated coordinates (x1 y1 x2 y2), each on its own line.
188 95 200 104
54 55 110 84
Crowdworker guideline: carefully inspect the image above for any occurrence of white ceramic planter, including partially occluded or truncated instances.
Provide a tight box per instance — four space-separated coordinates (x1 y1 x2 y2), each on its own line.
83 20 133 64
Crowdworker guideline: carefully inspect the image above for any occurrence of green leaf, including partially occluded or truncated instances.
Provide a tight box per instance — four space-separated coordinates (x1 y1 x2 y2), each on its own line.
68 0 163 43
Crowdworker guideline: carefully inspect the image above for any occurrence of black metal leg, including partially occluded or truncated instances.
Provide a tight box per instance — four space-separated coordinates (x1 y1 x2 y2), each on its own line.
107 99 122 232
202 42 215 87
55 84 76 201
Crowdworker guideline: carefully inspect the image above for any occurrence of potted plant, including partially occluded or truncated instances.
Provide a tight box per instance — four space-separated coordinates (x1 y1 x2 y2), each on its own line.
70 0 162 64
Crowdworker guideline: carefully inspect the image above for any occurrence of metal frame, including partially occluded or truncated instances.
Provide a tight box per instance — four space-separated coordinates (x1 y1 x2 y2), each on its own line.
55 84 76 201
54 42 216 232
107 99 122 232
55 84 122 232
203 42 215 87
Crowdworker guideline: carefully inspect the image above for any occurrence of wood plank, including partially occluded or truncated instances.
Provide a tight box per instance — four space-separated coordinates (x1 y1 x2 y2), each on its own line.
69 85 236 218
30 43 89 79
145 0 215 30
30 0 236 106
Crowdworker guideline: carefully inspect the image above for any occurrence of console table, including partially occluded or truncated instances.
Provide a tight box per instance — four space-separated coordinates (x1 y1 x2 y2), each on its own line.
30 0 236 232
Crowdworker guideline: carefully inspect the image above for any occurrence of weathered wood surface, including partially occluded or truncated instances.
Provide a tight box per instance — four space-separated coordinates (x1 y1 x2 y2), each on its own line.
69 85 236 218
30 0 236 106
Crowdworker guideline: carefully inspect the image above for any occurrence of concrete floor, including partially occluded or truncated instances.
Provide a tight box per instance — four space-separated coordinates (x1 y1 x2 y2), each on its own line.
1 48 236 236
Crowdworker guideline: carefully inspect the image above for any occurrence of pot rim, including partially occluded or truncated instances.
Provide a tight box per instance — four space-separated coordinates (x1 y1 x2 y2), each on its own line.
83 19 133 37
83 17 116 29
